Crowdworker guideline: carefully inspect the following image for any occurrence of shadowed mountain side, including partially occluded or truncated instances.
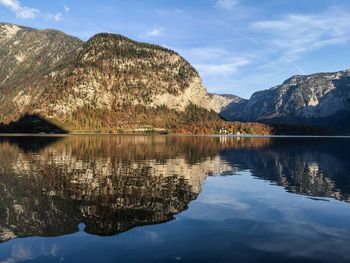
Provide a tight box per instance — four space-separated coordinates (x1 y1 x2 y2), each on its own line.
261 112 349 135
268 122 333 135
222 70 350 134
218 99 249 121
0 114 67 134
216 97 335 135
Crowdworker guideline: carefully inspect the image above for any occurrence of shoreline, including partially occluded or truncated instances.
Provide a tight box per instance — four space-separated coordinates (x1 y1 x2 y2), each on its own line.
0 133 349 138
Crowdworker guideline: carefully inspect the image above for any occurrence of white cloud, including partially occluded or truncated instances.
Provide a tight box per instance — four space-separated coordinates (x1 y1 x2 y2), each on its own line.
199 193 249 211
195 57 250 77
47 12 62 22
180 47 251 78
53 12 62 21
144 27 163 37
252 10 350 62
0 0 39 19
215 0 239 10
1 244 34 263
64 5 70 13
48 5 70 22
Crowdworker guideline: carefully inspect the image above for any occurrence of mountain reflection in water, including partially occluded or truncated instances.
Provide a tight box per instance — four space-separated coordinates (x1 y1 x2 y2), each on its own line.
0 135 349 244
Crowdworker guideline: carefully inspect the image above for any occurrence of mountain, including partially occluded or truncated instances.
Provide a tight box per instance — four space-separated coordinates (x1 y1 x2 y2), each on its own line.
0 22 270 135
0 23 83 118
224 69 350 134
208 93 246 114
210 93 249 121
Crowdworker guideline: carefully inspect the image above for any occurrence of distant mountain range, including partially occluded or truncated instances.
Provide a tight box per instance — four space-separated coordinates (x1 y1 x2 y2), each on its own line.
0 22 348 134
216 70 350 134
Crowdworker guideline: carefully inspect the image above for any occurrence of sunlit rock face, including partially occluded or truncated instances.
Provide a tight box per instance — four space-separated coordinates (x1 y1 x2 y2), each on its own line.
0 23 83 120
0 23 212 126
0 136 240 243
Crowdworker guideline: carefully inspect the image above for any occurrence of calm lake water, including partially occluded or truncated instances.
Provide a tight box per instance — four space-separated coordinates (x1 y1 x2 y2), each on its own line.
0 135 349 263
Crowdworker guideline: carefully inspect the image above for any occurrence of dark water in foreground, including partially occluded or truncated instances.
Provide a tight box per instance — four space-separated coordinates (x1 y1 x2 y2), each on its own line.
0 135 349 263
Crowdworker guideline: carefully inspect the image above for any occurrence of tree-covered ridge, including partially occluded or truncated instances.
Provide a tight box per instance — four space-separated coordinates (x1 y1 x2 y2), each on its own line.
50 103 272 135
86 33 178 56
28 29 216 126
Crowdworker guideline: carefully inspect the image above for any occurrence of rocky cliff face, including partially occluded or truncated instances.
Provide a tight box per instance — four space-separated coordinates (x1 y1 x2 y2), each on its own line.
226 69 350 133
0 23 222 132
208 93 245 114
209 93 249 121
39 33 213 118
0 23 83 121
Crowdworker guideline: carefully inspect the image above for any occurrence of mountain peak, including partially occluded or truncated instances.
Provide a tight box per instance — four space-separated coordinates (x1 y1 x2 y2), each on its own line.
225 69 350 133
0 23 22 39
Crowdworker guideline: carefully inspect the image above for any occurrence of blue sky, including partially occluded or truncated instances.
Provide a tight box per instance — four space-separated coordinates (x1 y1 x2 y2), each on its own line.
1 0 350 98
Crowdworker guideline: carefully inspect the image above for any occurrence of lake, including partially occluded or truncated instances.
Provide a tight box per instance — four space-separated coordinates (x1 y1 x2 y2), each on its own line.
0 135 349 263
